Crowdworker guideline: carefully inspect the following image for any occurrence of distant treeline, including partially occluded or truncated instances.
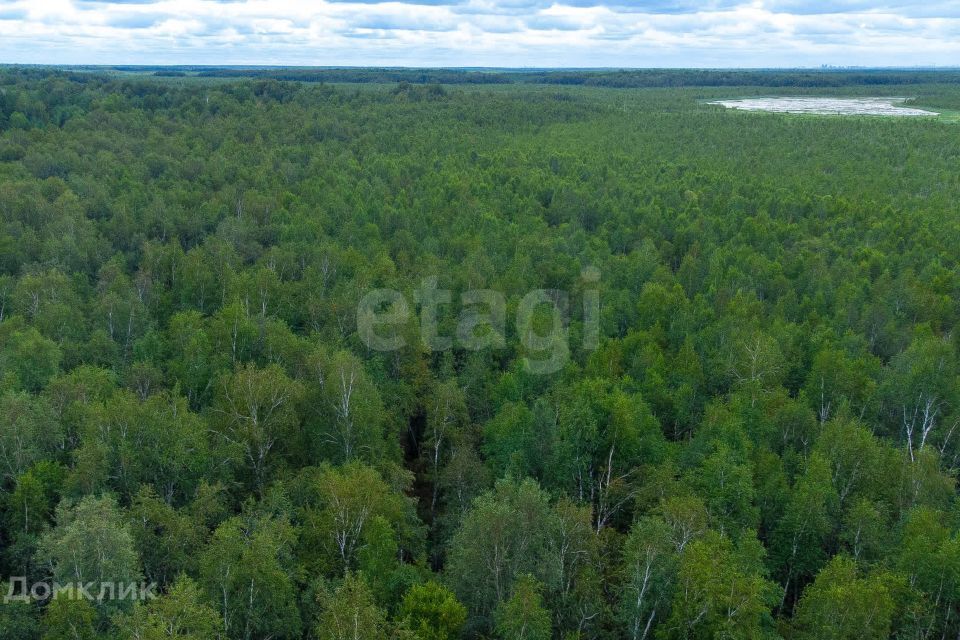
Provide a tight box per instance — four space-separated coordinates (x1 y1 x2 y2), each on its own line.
194 68 515 84
3 64 960 88
186 67 960 87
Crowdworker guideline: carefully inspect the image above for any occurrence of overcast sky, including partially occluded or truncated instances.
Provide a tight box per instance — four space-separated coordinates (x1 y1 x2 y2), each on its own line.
0 0 958 68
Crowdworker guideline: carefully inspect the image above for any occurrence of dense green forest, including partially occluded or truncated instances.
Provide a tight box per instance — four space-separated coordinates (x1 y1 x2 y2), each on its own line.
104 66 960 88
1 67 960 639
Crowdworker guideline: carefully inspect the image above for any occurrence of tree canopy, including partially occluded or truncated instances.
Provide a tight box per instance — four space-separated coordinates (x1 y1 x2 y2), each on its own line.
1 67 960 638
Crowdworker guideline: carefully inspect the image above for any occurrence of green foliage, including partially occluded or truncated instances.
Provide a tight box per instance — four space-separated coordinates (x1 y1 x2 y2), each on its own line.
198 506 301 640
790 555 895 640
0 600 40 640
210 363 303 492
113 576 222 640
664 530 780 639
3 461 65 580
618 516 676 640
0 393 62 484
0 326 61 392
40 597 96 640
770 453 838 606
74 390 210 503
493 575 552 640
303 347 390 465
445 477 557 628
316 573 387 640
127 485 217 586
38 494 142 616
1 68 960 639
397 580 467 640
293 462 419 579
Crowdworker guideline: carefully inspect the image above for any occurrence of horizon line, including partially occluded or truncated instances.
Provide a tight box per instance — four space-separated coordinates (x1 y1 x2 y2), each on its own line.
5 64 960 72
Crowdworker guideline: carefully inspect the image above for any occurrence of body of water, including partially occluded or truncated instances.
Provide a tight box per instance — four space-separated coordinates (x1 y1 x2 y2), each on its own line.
709 97 939 117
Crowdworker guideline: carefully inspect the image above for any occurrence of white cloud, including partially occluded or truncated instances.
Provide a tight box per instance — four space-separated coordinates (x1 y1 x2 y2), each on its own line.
0 0 956 66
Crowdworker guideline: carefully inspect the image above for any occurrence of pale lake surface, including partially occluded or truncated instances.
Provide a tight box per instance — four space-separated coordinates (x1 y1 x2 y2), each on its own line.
709 97 939 117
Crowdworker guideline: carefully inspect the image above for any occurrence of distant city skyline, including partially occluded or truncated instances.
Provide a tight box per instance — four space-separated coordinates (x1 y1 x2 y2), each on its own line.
0 0 957 68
